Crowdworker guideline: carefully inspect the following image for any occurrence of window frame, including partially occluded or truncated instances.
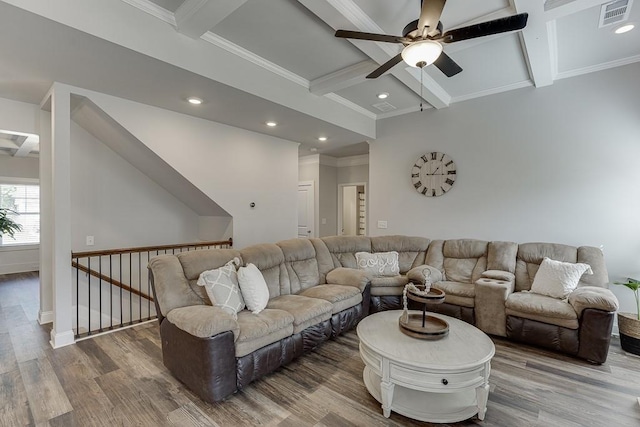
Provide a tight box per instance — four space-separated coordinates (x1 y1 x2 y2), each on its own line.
0 176 40 248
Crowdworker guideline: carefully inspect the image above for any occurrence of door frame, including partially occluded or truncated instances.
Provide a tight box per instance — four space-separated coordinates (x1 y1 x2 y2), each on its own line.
337 182 367 236
298 181 315 238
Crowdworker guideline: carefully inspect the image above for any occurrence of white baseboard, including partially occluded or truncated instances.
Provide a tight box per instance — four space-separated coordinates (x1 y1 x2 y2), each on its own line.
50 329 75 348
0 262 39 275
38 310 53 325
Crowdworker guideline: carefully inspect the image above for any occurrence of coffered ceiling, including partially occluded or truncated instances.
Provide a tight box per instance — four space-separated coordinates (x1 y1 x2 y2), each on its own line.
0 0 638 157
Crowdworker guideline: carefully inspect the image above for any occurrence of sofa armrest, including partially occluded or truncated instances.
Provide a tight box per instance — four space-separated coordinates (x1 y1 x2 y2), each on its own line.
166 305 239 340
568 286 619 317
326 267 370 292
481 270 515 282
474 276 515 337
406 265 443 284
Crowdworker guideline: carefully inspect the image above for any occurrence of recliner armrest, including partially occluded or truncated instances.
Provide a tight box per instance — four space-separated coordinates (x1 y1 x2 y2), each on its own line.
326 267 370 291
166 305 239 340
406 265 443 284
568 286 619 317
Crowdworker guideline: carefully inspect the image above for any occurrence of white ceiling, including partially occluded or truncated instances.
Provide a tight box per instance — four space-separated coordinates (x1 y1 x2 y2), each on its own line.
0 0 638 157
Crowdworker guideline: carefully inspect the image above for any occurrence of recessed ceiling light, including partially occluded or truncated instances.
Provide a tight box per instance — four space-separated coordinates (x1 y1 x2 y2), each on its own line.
377 92 389 99
187 97 203 105
266 121 278 127
318 136 328 142
615 23 635 34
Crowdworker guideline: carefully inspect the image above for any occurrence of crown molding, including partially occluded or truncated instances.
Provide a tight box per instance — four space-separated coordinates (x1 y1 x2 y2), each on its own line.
298 154 320 165
376 104 426 120
200 32 309 88
336 154 368 167
555 55 640 81
120 0 176 25
325 93 377 119
452 80 534 103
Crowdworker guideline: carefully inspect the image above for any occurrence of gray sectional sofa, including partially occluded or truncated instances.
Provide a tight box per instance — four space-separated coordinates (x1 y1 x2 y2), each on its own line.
148 235 619 403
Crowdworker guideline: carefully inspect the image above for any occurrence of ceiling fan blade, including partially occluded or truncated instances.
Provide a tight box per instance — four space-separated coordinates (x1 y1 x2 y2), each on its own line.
417 0 447 36
335 29 404 44
440 13 529 43
367 53 403 79
433 52 462 77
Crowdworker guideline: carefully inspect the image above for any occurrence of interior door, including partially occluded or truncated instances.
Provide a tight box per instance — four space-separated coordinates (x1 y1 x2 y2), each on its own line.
298 181 315 238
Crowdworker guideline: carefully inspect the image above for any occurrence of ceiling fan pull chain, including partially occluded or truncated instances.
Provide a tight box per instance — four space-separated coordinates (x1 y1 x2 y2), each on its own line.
420 66 424 112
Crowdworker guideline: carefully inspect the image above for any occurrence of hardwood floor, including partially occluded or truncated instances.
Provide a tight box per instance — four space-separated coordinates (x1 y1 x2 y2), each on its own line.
1 272 639 426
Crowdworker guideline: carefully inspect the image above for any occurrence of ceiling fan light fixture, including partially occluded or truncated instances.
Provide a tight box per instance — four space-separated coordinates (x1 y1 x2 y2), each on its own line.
401 40 443 68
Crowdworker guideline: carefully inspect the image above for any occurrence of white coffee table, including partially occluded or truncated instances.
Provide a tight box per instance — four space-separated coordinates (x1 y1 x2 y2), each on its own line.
357 310 495 423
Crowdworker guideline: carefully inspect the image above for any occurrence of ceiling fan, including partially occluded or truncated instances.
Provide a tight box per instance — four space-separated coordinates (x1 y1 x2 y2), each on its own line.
335 0 528 78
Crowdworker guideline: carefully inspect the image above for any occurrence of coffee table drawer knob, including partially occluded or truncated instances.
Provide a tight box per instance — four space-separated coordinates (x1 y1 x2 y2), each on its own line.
441 379 448 385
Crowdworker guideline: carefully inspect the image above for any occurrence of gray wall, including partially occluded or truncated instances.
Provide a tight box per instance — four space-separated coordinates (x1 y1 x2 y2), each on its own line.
0 156 39 179
370 62 640 313
319 164 337 236
337 164 368 185
70 122 201 251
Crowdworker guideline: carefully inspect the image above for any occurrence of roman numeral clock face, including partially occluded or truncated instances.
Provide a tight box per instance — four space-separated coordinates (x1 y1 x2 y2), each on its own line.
411 152 457 197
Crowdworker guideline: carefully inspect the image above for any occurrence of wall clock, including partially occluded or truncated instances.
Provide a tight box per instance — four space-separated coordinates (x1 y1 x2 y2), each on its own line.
411 152 457 197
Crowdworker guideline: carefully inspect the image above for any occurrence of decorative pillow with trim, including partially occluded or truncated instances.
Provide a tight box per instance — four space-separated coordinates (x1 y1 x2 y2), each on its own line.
237 263 270 314
196 257 244 319
530 257 593 299
355 251 400 277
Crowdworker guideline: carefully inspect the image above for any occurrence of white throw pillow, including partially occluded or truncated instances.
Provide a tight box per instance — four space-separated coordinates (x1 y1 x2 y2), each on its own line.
237 263 270 314
196 258 244 319
355 251 400 277
530 257 593 299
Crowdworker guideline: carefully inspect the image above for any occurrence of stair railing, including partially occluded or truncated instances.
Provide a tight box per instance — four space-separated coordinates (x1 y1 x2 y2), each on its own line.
71 238 232 338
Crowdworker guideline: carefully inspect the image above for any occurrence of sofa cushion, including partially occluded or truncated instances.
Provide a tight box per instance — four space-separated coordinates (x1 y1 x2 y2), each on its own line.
434 281 476 298
238 263 270 314
356 251 400 277
371 275 410 288
530 258 593 299
370 276 410 296
196 259 244 319
267 295 333 333
175 249 243 304
322 236 371 269
240 243 289 297
443 258 478 283
166 305 239 339
299 285 362 314
235 309 294 357
370 235 430 273
277 238 321 293
506 292 579 329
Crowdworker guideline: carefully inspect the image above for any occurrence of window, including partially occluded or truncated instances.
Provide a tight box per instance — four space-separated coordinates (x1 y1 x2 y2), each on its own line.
0 183 40 246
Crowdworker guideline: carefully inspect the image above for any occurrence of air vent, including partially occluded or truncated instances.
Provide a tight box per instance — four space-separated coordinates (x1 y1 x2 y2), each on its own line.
599 0 633 28
372 101 397 112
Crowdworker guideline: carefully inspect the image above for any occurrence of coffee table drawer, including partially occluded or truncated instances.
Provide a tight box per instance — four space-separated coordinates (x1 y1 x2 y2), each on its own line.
389 364 486 391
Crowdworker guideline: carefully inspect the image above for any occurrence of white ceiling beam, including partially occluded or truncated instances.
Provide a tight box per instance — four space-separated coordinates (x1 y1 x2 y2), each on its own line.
0 139 19 150
310 60 378 95
298 0 451 109
512 0 555 87
14 135 40 157
175 0 247 39
544 0 606 21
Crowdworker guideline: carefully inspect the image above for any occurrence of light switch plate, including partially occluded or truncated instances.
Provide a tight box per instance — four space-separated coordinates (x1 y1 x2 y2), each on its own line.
86 236 95 246
377 220 388 229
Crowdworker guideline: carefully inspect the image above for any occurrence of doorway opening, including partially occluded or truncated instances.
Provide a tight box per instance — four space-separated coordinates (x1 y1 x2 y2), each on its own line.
338 183 366 236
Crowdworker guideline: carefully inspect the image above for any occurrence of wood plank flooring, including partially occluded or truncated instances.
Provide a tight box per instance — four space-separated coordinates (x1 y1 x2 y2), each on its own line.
1 272 640 426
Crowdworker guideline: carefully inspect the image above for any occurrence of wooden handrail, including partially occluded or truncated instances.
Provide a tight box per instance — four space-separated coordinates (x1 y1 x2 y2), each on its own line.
72 261 154 302
72 238 232 258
